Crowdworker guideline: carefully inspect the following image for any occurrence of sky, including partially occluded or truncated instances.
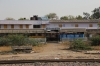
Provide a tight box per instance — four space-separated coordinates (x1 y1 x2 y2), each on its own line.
0 0 100 20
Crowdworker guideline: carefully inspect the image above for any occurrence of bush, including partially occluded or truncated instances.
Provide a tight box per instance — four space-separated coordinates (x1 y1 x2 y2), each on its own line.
0 37 9 46
28 38 40 46
70 39 91 50
0 34 41 46
90 35 100 46
7 34 27 46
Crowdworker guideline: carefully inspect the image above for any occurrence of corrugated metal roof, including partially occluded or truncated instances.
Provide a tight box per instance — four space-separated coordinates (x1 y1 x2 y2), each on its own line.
50 19 100 23
0 20 49 24
0 19 100 24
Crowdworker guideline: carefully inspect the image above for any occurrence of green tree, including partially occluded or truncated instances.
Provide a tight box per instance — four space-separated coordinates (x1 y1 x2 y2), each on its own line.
92 7 100 19
5 17 14 20
60 15 76 20
18 18 28 20
76 15 83 20
45 13 58 20
60 16 68 20
67 15 75 20
83 12 90 19
98 22 100 27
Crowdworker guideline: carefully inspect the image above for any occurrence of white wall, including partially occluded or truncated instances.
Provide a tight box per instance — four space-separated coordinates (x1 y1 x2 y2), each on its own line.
78 23 98 29
46 24 59 28
0 24 31 29
49 22 98 29
0 20 49 29
0 20 99 29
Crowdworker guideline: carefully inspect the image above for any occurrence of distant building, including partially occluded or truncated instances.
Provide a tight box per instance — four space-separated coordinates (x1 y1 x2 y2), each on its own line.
0 16 100 42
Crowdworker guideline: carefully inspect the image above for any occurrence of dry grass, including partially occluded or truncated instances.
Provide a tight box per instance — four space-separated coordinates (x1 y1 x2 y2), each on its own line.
32 44 47 53
0 44 46 52
83 41 100 50
61 41 71 49
91 46 100 50
61 41 71 46
0 46 12 51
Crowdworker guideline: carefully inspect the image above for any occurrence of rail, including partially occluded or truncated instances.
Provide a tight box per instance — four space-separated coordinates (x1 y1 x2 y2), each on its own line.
0 59 100 64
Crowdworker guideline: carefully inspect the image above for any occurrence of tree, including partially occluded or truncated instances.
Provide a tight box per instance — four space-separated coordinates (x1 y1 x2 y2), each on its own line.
98 22 100 27
97 22 100 31
18 18 27 20
92 7 100 19
83 12 90 19
60 16 68 20
76 15 83 20
45 13 58 20
5 17 14 20
67 15 75 20
60 15 76 20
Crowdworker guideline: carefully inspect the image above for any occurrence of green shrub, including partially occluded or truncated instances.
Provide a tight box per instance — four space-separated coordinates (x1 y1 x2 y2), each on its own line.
90 35 100 46
7 34 27 46
0 37 9 46
0 34 41 46
28 38 40 46
70 38 91 50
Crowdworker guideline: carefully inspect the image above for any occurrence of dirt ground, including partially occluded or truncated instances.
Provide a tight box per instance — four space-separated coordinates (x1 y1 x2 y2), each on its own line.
0 43 100 60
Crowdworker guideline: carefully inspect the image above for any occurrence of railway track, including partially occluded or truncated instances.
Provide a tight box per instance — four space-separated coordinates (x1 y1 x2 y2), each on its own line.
0 59 100 64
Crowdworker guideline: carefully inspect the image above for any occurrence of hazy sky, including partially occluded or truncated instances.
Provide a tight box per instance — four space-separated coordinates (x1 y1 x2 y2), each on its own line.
0 0 100 20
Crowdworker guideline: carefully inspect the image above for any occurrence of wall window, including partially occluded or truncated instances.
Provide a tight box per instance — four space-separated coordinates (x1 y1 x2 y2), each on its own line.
59 24 62 27
42 24 46 28
75 24 78 27
33 25 41 28
4 25 7 29
11 25 14 29
89 24 93 27
19 25 23 29
26 25 29 28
